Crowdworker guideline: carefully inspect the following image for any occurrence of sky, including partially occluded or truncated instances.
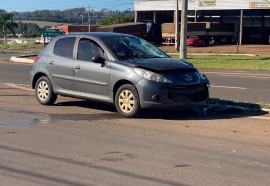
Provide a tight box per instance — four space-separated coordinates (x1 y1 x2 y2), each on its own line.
0 0 134 12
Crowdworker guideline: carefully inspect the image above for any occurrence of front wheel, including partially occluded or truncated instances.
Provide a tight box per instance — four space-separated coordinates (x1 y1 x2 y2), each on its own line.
35 76 57 105
115 84 140 118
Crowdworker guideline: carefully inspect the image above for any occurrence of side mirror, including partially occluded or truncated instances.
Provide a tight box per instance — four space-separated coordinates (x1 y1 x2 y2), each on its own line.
91 55 105 64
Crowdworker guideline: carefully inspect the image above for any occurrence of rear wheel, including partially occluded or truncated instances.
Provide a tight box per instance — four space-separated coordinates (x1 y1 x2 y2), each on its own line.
115 84 140 118
35 76 57 105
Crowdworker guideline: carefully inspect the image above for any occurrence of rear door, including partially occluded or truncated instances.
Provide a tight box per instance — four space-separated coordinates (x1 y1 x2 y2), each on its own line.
48 37 76 90
74 38 110 95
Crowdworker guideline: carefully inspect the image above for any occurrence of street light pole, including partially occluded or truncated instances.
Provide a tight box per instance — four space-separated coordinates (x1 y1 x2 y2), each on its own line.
88 6 91 32
81 7 84 25
180 0 188 59
239 9 243 46
175 0 180 52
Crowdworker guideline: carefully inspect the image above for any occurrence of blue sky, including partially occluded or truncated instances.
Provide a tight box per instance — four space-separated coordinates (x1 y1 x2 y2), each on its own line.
1 0 134 12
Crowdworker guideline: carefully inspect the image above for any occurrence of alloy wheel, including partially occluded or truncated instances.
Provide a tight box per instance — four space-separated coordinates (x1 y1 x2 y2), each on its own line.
37 81 49 101
118 90 135 113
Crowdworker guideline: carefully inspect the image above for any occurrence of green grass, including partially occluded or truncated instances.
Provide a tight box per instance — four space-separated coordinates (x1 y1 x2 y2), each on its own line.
19 20 64 28
0 43 43 52
171 55 270 71
25 56 35 60
257 103 270 110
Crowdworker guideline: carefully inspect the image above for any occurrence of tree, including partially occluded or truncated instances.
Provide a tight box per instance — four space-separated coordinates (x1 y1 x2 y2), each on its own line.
0 12 18 44
100 15 134 25
17 22 41 38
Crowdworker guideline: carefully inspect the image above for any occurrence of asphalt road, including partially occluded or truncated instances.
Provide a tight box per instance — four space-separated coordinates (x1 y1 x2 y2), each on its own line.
0 57 270 185
0 59 270 104
202 69 270 104
0 80 270 186
0 56 31 85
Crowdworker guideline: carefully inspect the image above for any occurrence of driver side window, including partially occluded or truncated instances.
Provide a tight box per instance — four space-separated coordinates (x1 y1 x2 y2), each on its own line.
77 39 107 62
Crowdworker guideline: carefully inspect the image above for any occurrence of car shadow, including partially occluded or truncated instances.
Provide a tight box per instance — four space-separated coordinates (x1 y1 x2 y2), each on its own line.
54 100 269 121
140 109 268 121
56 100 116 113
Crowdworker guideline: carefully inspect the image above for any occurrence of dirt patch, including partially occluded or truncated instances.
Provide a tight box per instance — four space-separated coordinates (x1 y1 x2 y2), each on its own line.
159 44 270 56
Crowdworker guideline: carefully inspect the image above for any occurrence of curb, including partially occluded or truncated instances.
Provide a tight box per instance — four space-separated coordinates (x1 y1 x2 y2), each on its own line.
10 56 34 64
10 54 35 64
262 108 270 112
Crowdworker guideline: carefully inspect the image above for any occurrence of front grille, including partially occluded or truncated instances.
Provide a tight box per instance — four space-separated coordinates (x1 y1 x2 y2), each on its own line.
167 84 209 102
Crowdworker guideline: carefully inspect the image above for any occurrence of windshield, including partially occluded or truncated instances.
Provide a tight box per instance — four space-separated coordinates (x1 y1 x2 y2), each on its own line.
102 36 169 60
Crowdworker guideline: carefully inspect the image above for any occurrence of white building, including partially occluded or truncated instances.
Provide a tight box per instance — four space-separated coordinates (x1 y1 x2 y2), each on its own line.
134 0 270 43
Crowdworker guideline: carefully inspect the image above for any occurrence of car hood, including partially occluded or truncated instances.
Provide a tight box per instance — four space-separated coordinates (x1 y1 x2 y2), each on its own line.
122 58 195 72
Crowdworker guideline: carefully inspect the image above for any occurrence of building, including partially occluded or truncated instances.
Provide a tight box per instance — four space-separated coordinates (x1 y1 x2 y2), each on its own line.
56 25 100 34
134 0 270 43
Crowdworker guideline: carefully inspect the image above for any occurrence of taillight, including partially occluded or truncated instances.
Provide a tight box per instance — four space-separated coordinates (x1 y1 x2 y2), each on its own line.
34 56 40 63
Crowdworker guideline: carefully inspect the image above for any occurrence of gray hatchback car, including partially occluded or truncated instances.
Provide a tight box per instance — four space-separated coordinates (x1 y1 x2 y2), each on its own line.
31 32 210 117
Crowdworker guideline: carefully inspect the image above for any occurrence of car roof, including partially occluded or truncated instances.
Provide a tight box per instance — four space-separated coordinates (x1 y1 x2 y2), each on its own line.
66 32 130 39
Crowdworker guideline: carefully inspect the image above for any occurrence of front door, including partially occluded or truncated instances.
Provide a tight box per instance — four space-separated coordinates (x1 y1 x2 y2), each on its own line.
74 38 110 95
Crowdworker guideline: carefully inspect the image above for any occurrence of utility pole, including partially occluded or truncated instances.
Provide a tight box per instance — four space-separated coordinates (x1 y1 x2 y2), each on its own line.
175 0 180 51
88 6 91 32
135 11 138 22
239 9 243 46
81 7 84 25
180 0 188 59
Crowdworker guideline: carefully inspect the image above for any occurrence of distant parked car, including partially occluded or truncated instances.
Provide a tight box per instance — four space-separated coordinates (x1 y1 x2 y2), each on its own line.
187 36 208 47
215 36 237 44
30 32 210 117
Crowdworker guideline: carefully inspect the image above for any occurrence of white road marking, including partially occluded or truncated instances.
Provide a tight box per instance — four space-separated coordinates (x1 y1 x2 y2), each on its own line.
204 71 270 79
0 58 10 62
3 83 34 92
248 116 270 121
3 83 70 100
211 85 247 90
218 74 270 79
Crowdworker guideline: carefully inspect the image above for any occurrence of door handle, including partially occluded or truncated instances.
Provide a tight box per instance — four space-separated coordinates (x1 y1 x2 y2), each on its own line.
75 65 80 70
49 61 54 65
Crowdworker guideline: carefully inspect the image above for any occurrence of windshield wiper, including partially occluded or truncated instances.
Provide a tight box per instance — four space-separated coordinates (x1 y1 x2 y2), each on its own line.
144 55 164 58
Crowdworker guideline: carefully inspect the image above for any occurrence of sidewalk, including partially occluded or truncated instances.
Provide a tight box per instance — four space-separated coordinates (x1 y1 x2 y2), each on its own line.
159 44 270 57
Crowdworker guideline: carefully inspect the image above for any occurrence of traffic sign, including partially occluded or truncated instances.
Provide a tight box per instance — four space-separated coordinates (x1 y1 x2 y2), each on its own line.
42 31 64 37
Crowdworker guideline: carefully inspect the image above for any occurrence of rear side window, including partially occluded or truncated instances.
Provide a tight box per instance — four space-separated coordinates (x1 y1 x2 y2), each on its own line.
53 37 76 58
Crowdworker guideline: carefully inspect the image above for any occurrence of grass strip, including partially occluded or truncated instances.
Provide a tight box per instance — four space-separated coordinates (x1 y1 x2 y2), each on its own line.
0 43 43 52
171 55 270 71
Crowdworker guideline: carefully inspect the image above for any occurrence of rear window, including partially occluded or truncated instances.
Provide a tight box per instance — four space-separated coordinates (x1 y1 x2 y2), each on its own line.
53 37 76 58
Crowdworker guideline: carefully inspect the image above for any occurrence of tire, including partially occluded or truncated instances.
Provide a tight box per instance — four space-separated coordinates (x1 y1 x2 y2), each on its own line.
115 84 140 118
35 76 57 105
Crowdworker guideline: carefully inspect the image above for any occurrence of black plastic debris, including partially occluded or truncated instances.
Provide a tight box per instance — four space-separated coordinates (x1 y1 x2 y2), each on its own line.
203 104 244 115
